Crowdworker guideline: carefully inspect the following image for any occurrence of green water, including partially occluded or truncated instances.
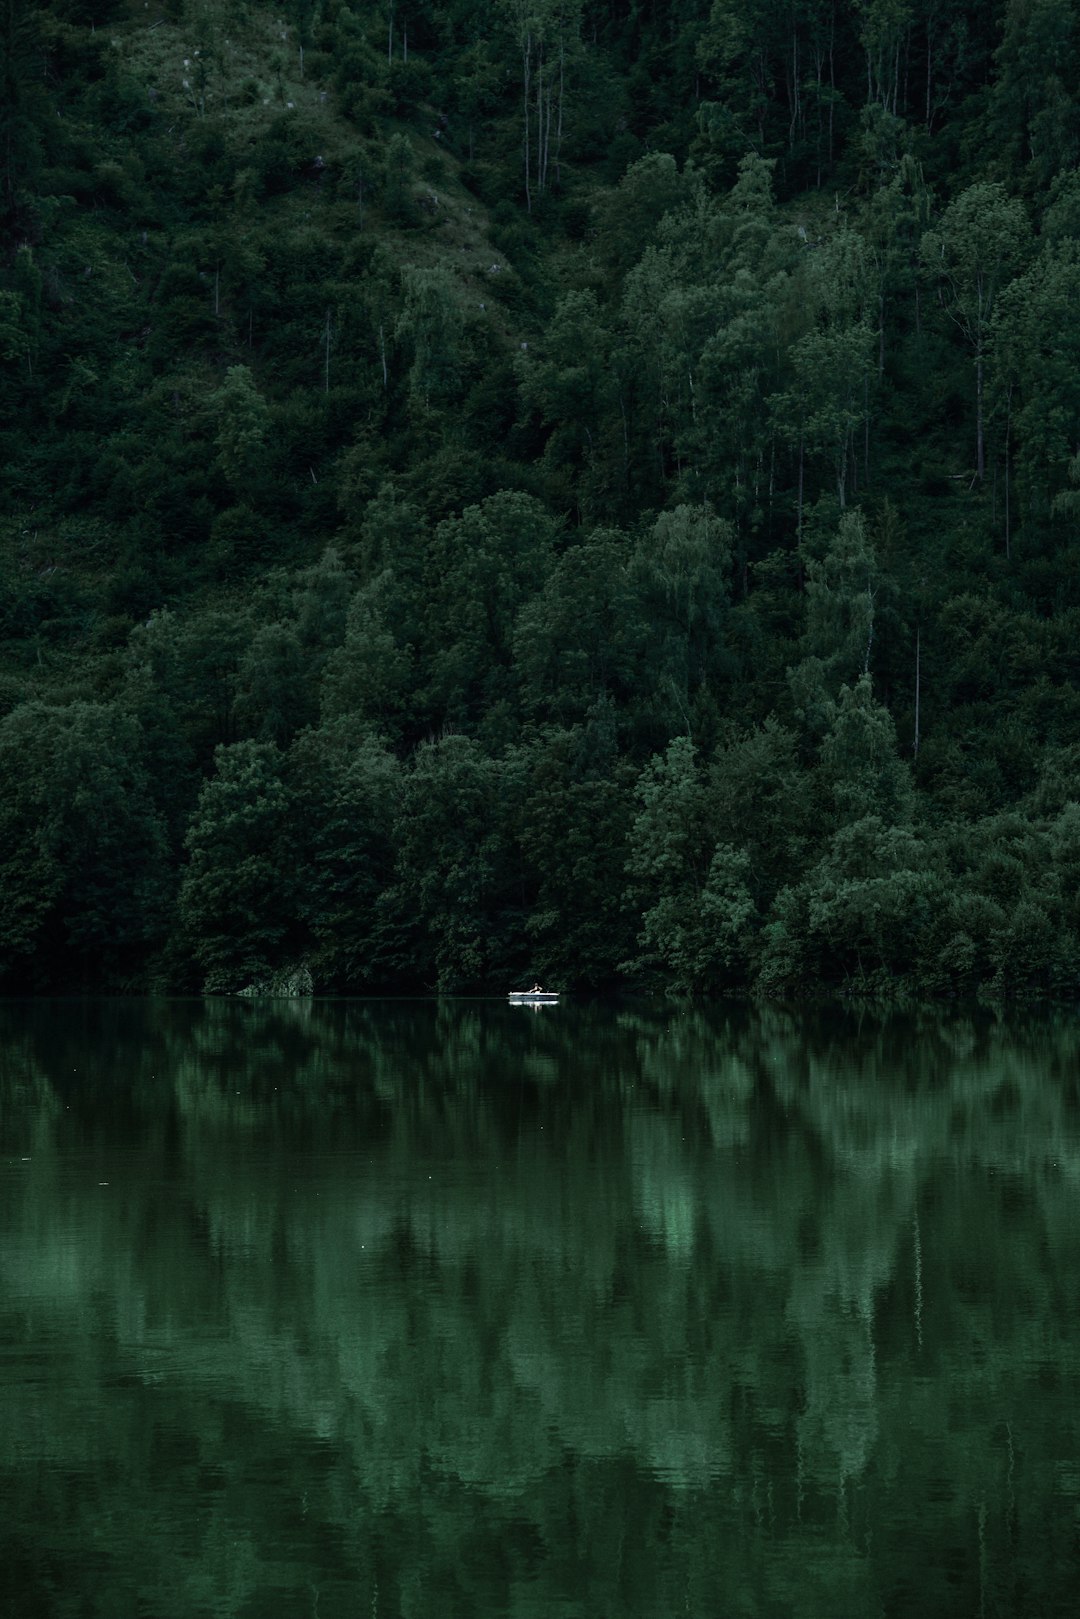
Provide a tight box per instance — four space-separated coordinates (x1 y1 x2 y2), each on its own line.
2 999 1079 1619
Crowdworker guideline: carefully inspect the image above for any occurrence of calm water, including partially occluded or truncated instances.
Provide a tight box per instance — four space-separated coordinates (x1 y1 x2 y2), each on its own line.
2 999 1080 1619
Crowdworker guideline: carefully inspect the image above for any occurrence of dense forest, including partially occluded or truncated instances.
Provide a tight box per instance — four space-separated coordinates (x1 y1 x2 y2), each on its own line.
3 0 1080 996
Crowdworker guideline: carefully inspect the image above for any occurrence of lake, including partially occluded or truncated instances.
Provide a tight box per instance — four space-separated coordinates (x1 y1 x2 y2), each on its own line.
2 998 1079 1618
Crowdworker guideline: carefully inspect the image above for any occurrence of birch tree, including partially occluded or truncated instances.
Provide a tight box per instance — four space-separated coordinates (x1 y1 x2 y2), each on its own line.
501 0 582 210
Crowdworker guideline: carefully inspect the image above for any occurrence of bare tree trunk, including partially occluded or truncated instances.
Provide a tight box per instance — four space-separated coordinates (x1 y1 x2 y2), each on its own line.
789 25 799 148
536 42 547 194
523 32 532 212
1004 382 1013 559
814 44 824 185
543 83 553 191
913 1212 923 1347
388 0 394 63
835 3 841 164
976 349 985 480
768 434 776 532
797 430 805 537
913 623 920 758
555 37 565 185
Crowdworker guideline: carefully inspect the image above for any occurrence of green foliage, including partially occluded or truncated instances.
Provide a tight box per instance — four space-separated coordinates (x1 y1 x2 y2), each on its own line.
178 739 298 992
3 0 1080 996
210 364 271 490
394 734 518 990
0 701 169 986
625 735 755 992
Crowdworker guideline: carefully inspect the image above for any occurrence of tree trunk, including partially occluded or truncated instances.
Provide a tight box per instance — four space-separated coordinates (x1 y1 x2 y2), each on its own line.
1004 382 1013 559
797 430 805 536
976 349 985 480
913 624 920 759
835 5 841 164
523 33 532 212
789 26 799 149
555 37 565 184
536 44 544 194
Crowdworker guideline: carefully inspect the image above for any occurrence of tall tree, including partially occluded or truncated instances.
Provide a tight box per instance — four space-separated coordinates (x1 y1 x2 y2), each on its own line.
920 182 1030 481
501 0 583 208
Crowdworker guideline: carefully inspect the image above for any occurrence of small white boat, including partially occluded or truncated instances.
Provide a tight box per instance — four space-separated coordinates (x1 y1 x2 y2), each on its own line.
508 990 559 1004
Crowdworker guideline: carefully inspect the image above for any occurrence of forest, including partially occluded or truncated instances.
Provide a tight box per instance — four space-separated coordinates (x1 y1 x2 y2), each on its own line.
3 0 1080 997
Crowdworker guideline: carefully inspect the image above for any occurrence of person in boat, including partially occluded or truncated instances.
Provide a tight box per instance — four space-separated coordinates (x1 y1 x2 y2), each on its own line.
530 983 543 994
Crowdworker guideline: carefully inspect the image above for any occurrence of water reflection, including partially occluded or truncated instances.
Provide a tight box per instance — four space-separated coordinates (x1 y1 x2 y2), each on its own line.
2 999 1080 1618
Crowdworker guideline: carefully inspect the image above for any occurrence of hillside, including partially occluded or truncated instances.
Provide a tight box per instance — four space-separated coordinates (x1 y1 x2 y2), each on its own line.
3 0 1080 997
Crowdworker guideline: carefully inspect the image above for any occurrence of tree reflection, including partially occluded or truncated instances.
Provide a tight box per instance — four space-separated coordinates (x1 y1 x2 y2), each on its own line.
2 1000 1079 1617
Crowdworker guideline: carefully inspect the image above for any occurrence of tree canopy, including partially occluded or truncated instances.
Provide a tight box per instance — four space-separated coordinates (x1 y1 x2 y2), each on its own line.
3 0 1080 998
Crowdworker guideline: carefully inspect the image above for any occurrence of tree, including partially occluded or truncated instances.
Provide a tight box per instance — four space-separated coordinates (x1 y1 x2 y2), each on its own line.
628 504 735 738
624 734 755 991
0 701 169 986
500 0 583 209
508 717 636 987
595 152 691 275
920 182 1030 480
396 265 467 407
513 527 638 724
289 722 404 988
516 289 618 502
709 718 812 906
178 740 298 992
0 0 46 241
209 365 270 493
425 491 559 724
393 734 519 989
234 622 313 746
818 674 914 824
320 574 412 737
990 0 1080 187
804 508 879 680
994 239 1080 521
